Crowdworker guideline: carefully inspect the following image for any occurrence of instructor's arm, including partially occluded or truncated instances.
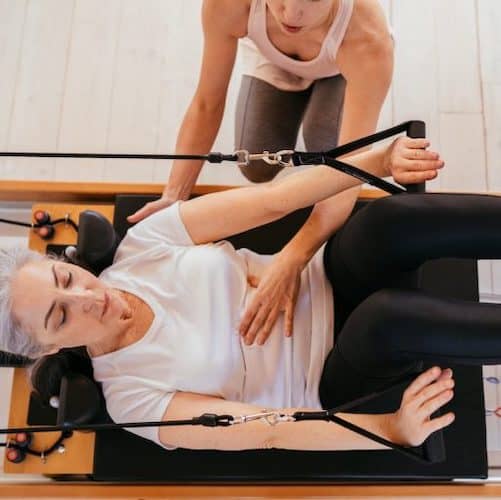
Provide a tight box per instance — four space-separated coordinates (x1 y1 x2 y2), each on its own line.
128 0 246 223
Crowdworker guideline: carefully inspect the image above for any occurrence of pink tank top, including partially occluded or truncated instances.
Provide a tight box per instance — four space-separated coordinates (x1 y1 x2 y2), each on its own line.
240 0 354 91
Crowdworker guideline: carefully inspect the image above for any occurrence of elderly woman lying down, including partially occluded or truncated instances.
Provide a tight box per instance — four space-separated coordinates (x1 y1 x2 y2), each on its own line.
3 136 486 452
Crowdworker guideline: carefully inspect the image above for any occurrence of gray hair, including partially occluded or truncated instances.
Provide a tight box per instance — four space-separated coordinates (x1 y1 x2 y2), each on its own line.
0 246 47 359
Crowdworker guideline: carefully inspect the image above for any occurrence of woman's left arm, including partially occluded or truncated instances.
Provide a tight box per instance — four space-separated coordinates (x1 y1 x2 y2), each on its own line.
180 138 441 243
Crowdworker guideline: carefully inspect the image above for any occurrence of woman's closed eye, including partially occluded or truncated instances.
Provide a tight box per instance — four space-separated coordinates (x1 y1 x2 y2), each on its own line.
64 270 72 288
58 271 73 327
58 306 67 329
53 268 71 330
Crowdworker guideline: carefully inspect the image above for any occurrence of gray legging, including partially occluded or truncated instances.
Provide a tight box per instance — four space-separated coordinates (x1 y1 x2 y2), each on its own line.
235 74 346 182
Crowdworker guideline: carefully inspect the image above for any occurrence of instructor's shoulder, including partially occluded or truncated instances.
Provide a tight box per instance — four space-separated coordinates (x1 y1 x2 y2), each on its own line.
345 0 392 52
202 0 251 39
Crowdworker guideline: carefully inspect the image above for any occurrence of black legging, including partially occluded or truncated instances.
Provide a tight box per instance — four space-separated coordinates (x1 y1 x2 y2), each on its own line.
320 193 501 409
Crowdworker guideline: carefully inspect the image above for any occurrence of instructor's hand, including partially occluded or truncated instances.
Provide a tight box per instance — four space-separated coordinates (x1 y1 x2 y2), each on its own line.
388 366 455 447
239 253 302 346
127 192 176 224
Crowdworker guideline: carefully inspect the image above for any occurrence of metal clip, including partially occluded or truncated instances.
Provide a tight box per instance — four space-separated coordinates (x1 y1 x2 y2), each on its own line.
40 450 46 464
267 149 294 168
230 411 295 426
234 149 294 169
263 412 295 426
234 149 250 168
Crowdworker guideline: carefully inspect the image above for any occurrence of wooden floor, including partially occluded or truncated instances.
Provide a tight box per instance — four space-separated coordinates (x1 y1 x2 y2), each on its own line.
2 484 501 499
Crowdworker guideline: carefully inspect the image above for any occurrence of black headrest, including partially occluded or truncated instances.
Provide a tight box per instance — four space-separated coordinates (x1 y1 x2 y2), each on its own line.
75 210 120 274
28 347 106 425
57 373 103 426
30 347 94 406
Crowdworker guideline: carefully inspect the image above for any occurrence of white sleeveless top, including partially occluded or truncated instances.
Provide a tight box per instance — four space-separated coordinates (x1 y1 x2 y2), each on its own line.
240 0 354 91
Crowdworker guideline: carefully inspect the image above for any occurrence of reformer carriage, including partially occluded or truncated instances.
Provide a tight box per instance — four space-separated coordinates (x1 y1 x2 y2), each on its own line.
0 123 487 482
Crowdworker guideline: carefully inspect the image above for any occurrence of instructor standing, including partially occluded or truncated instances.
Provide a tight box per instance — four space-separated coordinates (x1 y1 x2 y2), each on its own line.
129 0 394 344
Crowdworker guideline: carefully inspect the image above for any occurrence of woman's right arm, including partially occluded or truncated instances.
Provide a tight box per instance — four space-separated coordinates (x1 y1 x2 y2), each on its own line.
160 367 455 451
128 0 246 222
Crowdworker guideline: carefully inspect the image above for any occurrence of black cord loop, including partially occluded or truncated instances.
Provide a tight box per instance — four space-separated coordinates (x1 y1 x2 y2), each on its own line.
2 430 72 463
0 370 444 465
0 120 426 196
0 216 78 232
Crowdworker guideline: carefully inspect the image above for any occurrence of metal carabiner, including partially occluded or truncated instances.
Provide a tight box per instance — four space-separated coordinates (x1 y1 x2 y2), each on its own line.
234 149 250 168
230 411 295 426
272 149 295 168
234 149 295 169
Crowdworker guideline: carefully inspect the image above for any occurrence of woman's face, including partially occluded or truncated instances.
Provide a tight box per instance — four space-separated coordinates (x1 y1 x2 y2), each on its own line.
266 0 335 35
10 259 132 354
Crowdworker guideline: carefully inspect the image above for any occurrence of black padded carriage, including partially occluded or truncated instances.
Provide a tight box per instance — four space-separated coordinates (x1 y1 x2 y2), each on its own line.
17 193 488 481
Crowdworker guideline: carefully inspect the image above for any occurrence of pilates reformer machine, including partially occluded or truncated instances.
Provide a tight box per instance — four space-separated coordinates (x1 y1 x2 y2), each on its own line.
0 122 487 482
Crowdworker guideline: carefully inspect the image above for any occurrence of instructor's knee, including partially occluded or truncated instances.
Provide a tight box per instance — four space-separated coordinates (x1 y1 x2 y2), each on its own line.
239 161 283 183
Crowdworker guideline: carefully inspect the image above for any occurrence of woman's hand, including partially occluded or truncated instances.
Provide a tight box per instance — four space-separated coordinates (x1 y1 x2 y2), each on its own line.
239 252 303 346
384 137 445 185
387 366 456 447
127 191 177 224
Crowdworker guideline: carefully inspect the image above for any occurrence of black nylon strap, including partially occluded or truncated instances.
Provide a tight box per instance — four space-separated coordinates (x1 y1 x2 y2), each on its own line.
0 123 416 163
291 120 426 195
293 121 423 162
0 121 425 195
292 370 442 464
292 154 405 194
325 157 405 194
